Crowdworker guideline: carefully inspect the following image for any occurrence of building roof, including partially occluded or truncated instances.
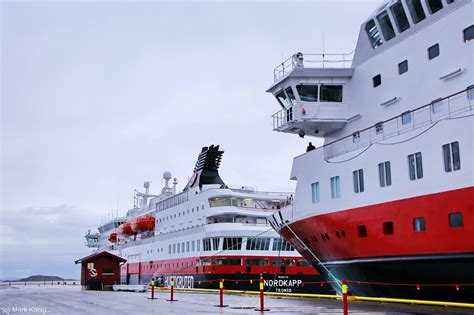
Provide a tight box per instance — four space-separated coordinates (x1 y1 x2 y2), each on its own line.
75 251 126 264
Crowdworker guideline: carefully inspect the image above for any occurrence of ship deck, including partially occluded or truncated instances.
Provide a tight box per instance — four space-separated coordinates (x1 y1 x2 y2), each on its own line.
1 284 473 314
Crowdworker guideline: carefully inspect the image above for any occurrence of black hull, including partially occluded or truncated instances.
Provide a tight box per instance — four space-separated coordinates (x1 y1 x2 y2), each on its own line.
122 273 335 294
315 253 474 303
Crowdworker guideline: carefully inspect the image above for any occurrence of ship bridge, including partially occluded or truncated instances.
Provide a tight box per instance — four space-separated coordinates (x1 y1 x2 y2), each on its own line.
267 52 356 137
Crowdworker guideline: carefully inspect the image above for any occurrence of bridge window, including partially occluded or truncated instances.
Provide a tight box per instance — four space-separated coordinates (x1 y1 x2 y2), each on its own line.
285 87 297 105
272 238 294 251
442 141 461 172
377 10 396 41
330 176 341 199
311 182 320 203
378 161 392 187
449 212 463 228
296 84 318 102
431 98 444 113
413 217 426 232
464 25 474 42
398 60 408 75
375 122 384 134
203 238 211 251
320 85 343 102
428 43 440 60
276 91 291 109
406 0 426 24
391 1 410 33
365 19 383 49
425 0 443 14
408 152 423 180
212 237 220 251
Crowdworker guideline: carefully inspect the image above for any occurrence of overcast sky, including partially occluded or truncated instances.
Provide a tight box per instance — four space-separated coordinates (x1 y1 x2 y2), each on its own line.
1 0 379 279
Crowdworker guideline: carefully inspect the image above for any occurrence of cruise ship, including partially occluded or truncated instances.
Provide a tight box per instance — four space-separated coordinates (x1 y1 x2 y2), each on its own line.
266 0 473 302
85 145 332 293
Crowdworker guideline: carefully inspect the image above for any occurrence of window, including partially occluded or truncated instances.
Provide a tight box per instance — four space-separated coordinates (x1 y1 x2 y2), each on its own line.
425 0 443 14
358 225 367 238
203 238 211 251
191 240 195 251
413 217 426 231
296 84 318 102
285 87 297 105
330 176 341 199
391 1 410 33
373 74 381 87
442 141 461 172
353 169 364 193
377 10 396 41
449 212 463 228
398 60 408 75
276 91 290 109
464 25 474 42
196 240 200 251
168 244 171 254
401 111 412 124
212 237 220 251
431 98 444 113
320 85 343 102
406 0 426 24
365 19 383 49
428 44 440 60
383 221 394 235
223 237 242 250
186 241 190 252
375 122 384 135
173 244 176 254
378 161 392 187
272 238 294 251
408 152 423 180
468 86 474 100
246 237 271 250
311 182 320 203
177 243 180 253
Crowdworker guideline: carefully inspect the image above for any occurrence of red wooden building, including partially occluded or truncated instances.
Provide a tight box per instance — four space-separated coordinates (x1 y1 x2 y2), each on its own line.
75 251 126 290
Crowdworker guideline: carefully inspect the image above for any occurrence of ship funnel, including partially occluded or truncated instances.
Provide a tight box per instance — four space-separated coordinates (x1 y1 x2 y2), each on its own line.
184 145 226 191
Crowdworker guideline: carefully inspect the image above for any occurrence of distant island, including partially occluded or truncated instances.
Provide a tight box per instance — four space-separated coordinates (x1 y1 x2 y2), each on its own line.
18 275 76 281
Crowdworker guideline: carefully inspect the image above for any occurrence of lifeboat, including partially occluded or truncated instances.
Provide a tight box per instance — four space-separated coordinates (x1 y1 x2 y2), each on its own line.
108 232 118 242
131 215 155 233
118 222 134 235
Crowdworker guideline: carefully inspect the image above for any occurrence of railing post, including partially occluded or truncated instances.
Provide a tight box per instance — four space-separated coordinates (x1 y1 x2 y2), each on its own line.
255 274 269 312
215 278 227 307
167 277 176 301
151 277 155 300
342 280 348 315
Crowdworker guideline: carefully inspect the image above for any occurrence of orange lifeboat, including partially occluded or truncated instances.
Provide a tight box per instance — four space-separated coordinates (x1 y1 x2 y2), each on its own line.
131 215 155 233
108 232 118 242
118 222 134 235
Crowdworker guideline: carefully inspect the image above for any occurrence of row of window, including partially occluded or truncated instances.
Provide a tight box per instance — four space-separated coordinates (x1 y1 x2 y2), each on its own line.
302 212 465 246
202 237 295 252
168 239 201 255
311 141 461 202
276 84 344 108
158 205 204 223
366 0 460 49
372 28 473 87
357 212 464 238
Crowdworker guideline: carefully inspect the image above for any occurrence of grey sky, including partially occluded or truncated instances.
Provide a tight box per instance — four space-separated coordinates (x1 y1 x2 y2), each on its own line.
1 0 378 279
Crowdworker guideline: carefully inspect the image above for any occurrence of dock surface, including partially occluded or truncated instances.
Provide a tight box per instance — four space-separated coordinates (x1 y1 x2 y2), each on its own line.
1 285 473 314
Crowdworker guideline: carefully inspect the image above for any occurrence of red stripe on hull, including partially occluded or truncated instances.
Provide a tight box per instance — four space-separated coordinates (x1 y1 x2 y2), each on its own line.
279 187 473 261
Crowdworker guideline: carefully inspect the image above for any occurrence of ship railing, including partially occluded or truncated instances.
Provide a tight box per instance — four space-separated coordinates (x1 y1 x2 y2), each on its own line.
273 51 354 82
323 88 474 160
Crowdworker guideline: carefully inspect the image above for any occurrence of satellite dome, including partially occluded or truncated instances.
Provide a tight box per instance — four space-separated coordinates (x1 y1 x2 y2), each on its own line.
163 171 172 180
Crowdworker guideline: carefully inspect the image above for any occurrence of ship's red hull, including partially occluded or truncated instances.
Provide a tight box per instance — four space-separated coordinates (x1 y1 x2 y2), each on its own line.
278 186 474 302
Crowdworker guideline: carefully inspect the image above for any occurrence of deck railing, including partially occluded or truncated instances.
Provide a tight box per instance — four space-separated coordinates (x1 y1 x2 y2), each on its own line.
273 52 354 82
323 88 474 160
